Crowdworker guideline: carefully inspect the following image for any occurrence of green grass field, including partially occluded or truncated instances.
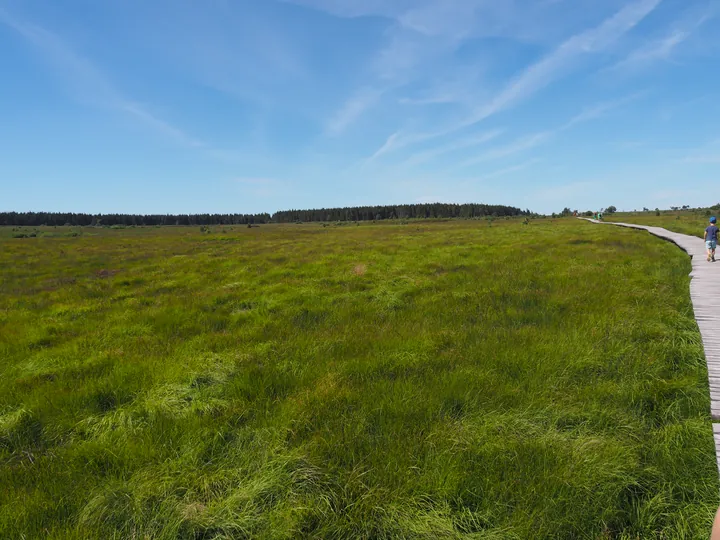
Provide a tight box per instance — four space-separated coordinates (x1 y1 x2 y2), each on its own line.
1 219 718 538
609 211 714 238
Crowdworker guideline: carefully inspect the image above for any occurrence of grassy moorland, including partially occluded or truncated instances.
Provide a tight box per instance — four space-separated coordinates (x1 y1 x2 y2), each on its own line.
0 219 718 538
608 211 713 238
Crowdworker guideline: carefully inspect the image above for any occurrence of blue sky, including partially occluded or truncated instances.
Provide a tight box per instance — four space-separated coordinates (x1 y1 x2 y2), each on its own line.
1 0 719 215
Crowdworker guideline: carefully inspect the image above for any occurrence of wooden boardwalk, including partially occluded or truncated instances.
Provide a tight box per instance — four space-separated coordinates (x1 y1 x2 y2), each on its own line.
582 218 720 475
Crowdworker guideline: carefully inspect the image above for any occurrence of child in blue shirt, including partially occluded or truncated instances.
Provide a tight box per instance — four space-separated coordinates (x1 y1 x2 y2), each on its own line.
705 216 719 262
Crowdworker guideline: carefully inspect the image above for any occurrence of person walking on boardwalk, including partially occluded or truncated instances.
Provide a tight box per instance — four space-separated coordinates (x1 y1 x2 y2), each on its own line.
705 216 719 262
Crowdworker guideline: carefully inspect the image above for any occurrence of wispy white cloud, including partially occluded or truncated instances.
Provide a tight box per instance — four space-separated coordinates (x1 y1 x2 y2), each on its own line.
281 0 412 21
459 159 541 185
624 30 692 63
452 93 641 170
372 30 435 81
305 2 490 134
366 0 661 161
122 103 206 148
397 2 480 39
326 87 383 135
398 64 489 108
562 91 647 128
368 131 407 161
367 127 453 163
399 95 458 106
366 92 640 180
609 7 714 72
284 0 625 43
0 7 206 149
401 130 503 167
315 0 635 142
325 23 466 132
0 8 118 105
460 0 659 126
456 133 552 169
283 0 482 39
398 94 457 105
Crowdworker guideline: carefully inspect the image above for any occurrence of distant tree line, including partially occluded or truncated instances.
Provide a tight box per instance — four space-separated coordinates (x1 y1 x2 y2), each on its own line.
1 203 530 226
273 203 530 223
0 212 272 227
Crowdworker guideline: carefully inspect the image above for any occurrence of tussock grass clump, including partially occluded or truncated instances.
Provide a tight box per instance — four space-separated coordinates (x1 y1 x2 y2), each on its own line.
0 219 717 538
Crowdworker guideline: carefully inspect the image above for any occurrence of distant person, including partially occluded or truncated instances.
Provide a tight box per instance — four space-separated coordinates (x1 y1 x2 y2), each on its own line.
705 216 719 262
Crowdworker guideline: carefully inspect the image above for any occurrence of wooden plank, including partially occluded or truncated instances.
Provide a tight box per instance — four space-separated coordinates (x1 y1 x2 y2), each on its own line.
581 218 720 479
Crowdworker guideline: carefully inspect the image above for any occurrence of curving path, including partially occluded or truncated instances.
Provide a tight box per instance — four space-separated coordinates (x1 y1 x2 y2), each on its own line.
581 218 720 475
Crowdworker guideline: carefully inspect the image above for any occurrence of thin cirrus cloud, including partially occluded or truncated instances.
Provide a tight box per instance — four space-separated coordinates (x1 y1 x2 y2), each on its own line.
326 88 384 136
356 94 640 192
458 159 542 186
454 133 553 169
452 93 643 171
298 0 657 141
608 6 714 72
372 92 642 175
400 130 504 168
283 0 476 36
0 7 207 150
305 1 497 134
366 0 662 162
